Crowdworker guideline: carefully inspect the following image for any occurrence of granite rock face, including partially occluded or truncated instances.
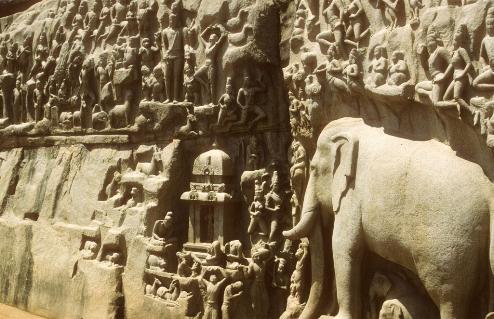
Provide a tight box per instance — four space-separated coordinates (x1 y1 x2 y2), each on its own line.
1 0 494 318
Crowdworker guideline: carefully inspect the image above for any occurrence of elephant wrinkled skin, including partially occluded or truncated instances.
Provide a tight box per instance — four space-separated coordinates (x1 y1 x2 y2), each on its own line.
283 117 494 319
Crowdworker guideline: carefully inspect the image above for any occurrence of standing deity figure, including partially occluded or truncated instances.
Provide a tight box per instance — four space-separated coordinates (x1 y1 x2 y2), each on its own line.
216 77 237 130
194 25 227 104
415 28 451 106
265 171 283 242
200 268 229 319
161 13 185 103
234 75 267 129
248 179 269 237
222 282 244 319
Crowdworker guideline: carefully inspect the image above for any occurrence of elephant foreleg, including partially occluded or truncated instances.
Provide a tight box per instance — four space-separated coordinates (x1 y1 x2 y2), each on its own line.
332 212 363 319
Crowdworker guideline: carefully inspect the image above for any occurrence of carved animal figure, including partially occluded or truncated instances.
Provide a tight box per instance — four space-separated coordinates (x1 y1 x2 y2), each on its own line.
136 147 162 175
284 117 494 319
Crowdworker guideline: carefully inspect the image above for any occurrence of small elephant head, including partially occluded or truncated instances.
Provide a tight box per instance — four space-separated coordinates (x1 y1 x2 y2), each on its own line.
379 300 405 319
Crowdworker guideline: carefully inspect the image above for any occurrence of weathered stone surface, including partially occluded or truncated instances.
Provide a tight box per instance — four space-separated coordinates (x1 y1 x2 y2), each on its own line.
3 0 494 318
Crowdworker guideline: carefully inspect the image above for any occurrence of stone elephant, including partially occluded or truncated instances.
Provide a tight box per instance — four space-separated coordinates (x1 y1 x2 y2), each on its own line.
283 117 494 319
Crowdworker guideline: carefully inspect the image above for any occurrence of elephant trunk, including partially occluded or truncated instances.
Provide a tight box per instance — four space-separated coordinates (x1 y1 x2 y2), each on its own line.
283 179 319 240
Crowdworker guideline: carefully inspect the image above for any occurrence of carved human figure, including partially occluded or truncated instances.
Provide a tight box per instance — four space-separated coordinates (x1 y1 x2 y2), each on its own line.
13 77 22 124
248 179 269 237
248 246 271 319
473 58 494 92
203 240 227 267
280 242 308 319
365 46 388 88
314 44 349 93
95 0 112 45
344 48 364 94
439 23 473 114
378 0 399 29
33 75 46 122
151 66 166 102
345 0 369 48
63 0 81 28
265 171 283 242
304 74 322 127
151 211 177 246
415 29 451 105
0 51 16 121
480 7 494 71
216 77 237 130
141 65 153 101
137 0 157 39
118 11 139 39
17 34 33 83
107 0 128 45
317 0 346 54
139 37 158 70
246 136 263 170
177 251 193 277
289 140 307 222
291 8 307 50
222 281 244 319
225 240 248 270
194 24 226 104
234 75 267 129
272 257 290 317
387 50 409 86
200 268 229 319
183 50 199 104
161 13 185 102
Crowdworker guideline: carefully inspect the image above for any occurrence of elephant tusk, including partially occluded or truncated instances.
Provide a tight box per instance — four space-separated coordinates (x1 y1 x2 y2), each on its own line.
283 208 319 240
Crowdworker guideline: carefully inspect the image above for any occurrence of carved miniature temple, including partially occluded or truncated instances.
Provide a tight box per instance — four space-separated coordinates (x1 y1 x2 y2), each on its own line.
180 146 238 256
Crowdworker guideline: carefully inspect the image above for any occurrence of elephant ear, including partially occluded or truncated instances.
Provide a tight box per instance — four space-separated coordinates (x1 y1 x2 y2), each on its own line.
330 132 358 213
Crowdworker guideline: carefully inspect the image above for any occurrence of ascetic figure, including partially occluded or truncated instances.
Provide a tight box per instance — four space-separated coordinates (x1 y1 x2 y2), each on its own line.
233 75 266 129
194 24 226 104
